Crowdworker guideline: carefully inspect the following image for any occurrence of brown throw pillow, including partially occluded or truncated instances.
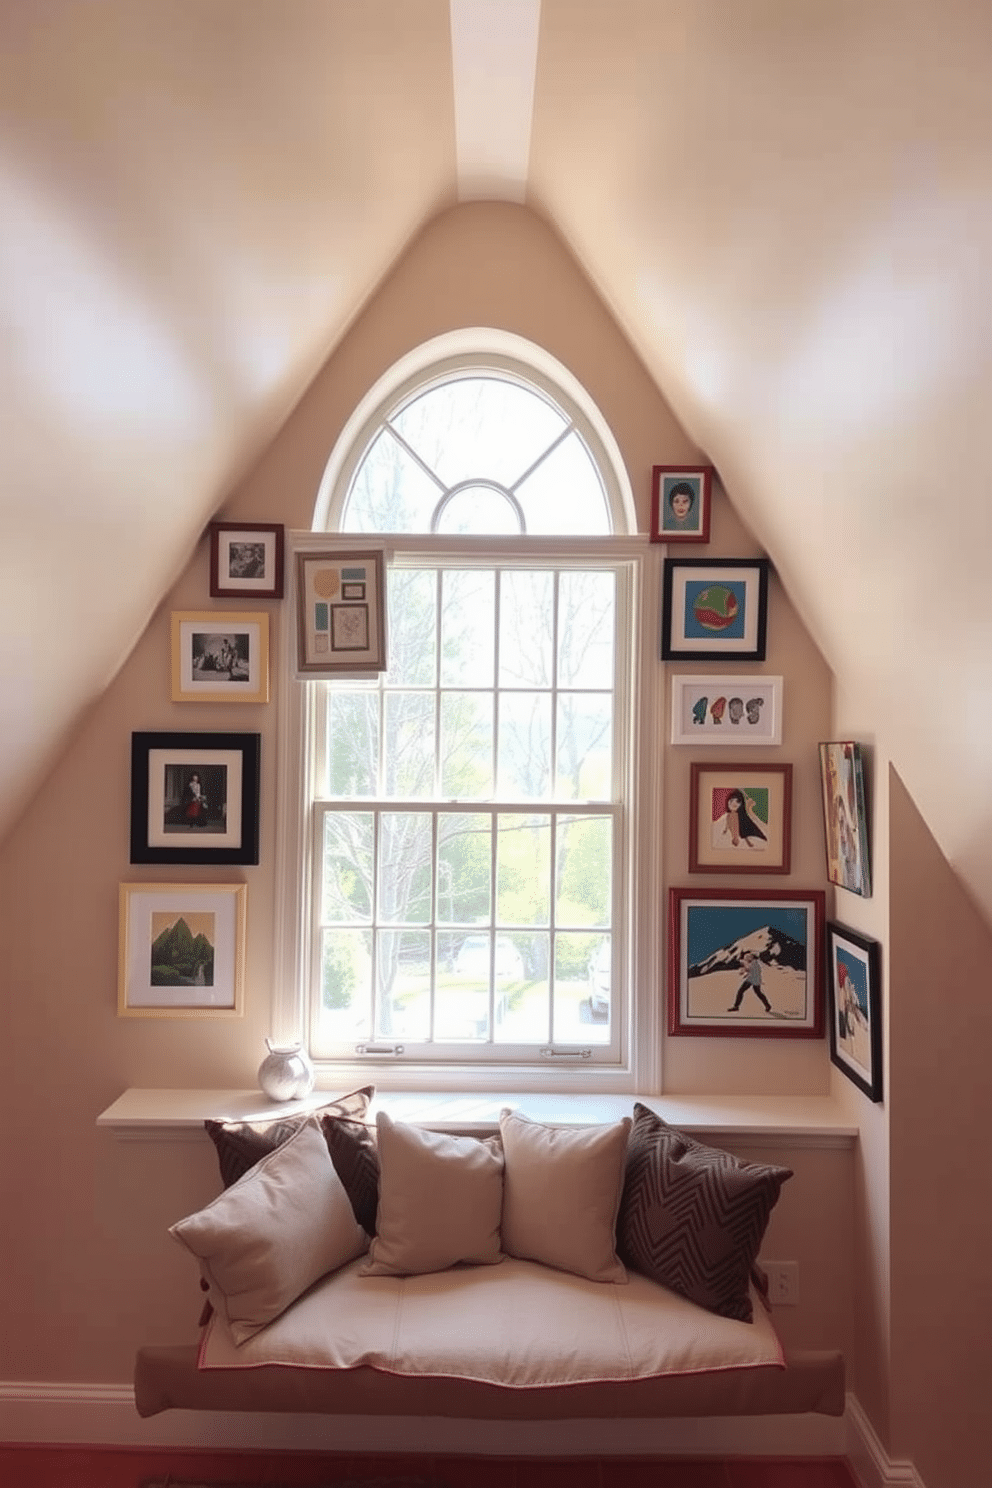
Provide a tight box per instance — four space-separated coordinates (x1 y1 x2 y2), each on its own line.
616 1102 792 1322
319 1113 380 1236
204 1085 374 1212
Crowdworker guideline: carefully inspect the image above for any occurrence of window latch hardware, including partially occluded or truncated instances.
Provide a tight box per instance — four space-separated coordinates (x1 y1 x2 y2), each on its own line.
539 1046 593 1060
355 1043 406 1056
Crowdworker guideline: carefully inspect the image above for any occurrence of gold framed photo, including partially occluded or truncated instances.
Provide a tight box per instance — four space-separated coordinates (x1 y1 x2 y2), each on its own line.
171 611 269 704
118 882 246 1018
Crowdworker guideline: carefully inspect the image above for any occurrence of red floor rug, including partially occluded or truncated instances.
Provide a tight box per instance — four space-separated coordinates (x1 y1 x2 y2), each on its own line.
143 1479 444 1488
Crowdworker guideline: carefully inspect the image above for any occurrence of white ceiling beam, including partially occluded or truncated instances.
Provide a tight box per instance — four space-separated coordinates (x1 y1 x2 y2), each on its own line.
450 0 541 202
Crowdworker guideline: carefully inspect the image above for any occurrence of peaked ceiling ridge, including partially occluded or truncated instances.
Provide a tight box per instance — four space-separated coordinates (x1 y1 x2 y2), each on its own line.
450 0 541 202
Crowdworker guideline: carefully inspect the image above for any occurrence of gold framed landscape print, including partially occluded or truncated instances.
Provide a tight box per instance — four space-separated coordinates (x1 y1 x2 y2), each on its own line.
118 882 246 1018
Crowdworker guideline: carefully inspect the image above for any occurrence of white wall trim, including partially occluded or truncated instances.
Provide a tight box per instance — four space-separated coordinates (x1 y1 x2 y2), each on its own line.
0 1379 850 1455
846 1393 926 1488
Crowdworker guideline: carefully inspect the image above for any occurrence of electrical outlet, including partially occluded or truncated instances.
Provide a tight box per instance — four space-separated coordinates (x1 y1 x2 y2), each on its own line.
764 1261 799 1305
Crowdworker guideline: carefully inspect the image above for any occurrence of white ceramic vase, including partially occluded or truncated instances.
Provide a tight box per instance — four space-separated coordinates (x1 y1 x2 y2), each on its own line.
257 1038 315 1102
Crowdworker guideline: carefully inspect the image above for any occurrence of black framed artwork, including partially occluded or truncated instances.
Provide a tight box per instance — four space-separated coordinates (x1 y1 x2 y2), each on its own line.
661 557 770 663
129 732 261 866
826 920 883 1101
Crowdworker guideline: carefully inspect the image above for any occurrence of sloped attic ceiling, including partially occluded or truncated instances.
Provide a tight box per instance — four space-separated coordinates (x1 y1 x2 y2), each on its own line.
3 1 992 921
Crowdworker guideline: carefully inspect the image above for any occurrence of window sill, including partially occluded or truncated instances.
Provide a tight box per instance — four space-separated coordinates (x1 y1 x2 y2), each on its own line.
96 1087 857 1149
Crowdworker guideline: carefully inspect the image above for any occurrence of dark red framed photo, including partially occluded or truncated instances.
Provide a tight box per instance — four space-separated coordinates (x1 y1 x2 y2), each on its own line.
209 521 285 599
650 465 712 543
689 762 793 875
668 887 825 1038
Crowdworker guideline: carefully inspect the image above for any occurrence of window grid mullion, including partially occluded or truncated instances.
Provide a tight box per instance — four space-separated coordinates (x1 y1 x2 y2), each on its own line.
383 419 447 498
548 573 560 1030
506 420 575 496
313 798 621 1057
434 568 443 799
429 811 439 1037
550 569 560 797
492 568 502 795
370 806 380 1037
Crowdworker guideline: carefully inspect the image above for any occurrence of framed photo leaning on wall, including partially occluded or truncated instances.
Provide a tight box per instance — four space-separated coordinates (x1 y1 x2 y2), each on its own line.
818 740 871 897
668 886 825 1038
826 921 882 1101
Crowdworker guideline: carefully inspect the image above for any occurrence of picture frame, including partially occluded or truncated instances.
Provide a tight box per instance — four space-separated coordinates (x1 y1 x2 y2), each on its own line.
171 611 269 704
118 882 247 1018
826 921 883 1101
661 557 770 662
689 762 792 875
129 732 261 866
295 548 387 676
818 741 872 897
671 674 783 746
209 521 285 599
650 464 713 544
668 886 825 1038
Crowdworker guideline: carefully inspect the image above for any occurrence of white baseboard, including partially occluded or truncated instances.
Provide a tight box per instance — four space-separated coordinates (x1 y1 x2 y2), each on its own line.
0 1378 848 1455
846 1394 926 1488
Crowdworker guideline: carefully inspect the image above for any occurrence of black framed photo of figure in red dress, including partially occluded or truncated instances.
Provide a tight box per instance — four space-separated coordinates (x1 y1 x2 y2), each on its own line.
129 732 261 866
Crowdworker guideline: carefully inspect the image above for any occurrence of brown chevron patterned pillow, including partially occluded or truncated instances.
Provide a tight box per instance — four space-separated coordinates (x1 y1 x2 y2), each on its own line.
319 1112 380 1236
204 1086 375 1218
616 1103 792 1323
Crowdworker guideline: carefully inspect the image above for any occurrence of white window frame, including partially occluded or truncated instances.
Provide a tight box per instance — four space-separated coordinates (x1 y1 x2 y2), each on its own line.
273 334 664 1093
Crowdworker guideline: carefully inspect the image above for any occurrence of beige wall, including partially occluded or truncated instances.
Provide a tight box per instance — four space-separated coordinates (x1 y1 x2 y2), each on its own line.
887 771 992 1488
0 204 850 1415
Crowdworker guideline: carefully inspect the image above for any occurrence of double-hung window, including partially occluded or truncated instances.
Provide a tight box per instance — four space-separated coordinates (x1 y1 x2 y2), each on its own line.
280 335 659 1086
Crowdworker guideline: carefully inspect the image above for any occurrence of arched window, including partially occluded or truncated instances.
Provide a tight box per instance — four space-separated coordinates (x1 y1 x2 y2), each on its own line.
283 333 656 1086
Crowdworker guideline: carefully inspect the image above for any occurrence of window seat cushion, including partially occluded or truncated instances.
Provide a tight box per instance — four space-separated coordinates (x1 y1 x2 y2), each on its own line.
195 1254 782 1386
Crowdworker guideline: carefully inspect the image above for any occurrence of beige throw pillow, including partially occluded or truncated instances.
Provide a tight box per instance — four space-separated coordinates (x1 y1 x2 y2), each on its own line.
170 1118 368 1343
361 1111 504 1276
499 1108 631 1283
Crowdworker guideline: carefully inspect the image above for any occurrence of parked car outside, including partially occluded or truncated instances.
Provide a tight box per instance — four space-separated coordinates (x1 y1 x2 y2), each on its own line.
454 935 524 982
587 939 611 1021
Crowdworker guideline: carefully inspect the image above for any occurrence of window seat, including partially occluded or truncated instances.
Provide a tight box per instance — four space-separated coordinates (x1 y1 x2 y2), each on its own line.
97 1088 856 1149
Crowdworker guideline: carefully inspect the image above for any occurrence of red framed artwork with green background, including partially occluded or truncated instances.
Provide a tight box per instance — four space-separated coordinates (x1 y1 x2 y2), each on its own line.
689 762 792 875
